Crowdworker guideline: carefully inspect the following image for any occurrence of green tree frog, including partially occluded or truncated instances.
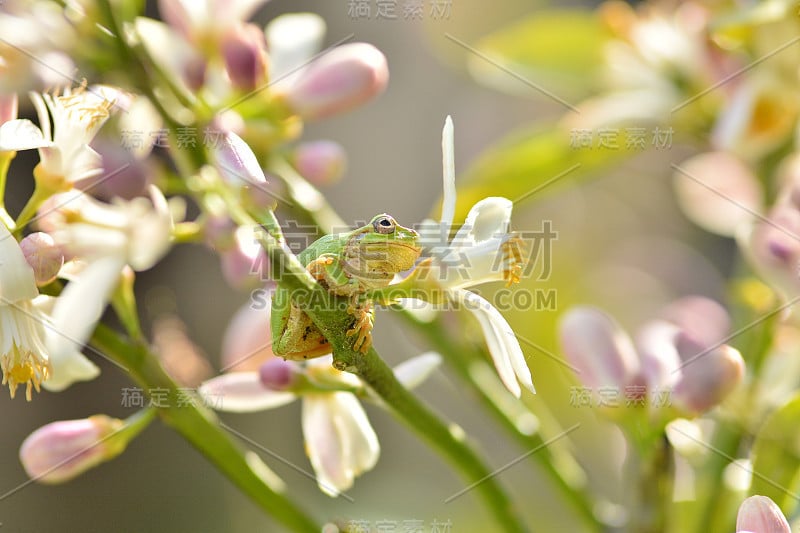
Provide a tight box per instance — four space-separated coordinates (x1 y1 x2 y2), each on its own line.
271 214 421 360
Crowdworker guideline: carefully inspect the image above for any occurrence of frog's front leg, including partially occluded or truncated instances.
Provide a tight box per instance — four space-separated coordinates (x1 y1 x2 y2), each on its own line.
346 297 374 354
307 254 372 352
307 254 358 295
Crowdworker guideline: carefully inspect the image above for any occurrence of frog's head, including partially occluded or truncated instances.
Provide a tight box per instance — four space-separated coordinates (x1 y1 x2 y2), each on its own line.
345 214 421 282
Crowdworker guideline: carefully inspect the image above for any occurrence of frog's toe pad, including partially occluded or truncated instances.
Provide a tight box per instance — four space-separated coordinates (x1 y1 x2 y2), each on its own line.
346 310 373 354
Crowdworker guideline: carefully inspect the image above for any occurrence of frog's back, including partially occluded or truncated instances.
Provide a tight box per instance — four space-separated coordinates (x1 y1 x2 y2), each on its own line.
295 233 347 267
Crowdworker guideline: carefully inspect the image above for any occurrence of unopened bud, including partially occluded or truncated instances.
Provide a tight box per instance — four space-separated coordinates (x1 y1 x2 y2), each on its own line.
220 226 269 291
259 358 298 391
19 232 63 285
746 204 800 297
284 43 388 120
736 495 791 533
19 415 125 484
212 131 267 188
293 140 347 185
558 307 640 390
221 299 275 372
672 334 744 413
660 296 730 351
78 140 153 200
222 23 268 91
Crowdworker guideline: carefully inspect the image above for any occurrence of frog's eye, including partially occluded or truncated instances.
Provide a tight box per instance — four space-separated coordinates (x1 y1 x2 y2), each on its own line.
373 215 396 234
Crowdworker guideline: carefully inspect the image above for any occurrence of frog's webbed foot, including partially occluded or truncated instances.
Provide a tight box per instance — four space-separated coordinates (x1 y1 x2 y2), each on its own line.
346 301 374 354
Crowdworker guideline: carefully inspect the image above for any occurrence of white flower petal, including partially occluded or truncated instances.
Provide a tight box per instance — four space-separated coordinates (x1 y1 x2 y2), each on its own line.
302 394 351 496
459 290 534 396
31 295 97 392
635 321 682 390
0 222 38 303
117 97 162 158
265 13 326 85
41 344 99 392
48 255 125 359
330 392 380 476
217 0 269 26
440 115 456 229
393 352 442 389
0 119 51 151
198 372 296 412
673 152 762 237
134 17 199 96
127 186 175 270
453 197 512 247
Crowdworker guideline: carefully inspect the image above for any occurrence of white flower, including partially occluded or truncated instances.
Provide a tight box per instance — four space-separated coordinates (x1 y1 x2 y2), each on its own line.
414 117 535 398
158 0 269 43
28 85 117 189
199 352 441 496
0 219 51 399
0 219 101 398
0 3 77 92
40 185 176 271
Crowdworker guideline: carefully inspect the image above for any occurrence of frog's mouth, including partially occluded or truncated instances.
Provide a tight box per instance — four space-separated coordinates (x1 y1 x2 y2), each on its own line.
360 241 422 253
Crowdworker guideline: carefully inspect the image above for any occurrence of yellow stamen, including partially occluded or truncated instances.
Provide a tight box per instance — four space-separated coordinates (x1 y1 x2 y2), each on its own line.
501 234 525 287
1 345 51 401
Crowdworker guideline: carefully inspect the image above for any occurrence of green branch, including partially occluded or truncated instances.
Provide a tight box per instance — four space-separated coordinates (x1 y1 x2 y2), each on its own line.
90 325 319 533
237 208 528 533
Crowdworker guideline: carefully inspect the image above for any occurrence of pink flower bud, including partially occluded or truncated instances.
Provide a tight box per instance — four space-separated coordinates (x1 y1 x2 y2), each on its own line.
259 358 298 391
672 333 744 413
19 232 63 285
284 43 388 120
220 226 269 291
221 298 275 372
19 415 125 484
736 495 791 533
293 140 347 185
212 130 267 188
0 93 17 124
78 140 153 200
747 204 800 297
184 55 208 93
660 296 730 350
222 23 268 91
558 307 641 390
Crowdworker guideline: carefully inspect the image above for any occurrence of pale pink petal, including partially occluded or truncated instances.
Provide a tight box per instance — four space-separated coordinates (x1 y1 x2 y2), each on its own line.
198 372 296 412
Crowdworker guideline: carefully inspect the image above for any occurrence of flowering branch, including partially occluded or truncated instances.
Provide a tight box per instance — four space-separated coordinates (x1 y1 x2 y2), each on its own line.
230 205 528 532
89 324 320 532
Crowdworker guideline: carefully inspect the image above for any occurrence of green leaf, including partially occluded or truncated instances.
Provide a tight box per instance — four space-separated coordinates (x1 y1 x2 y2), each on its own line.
750 392 800 515
468 10 611 100
449 124 634 221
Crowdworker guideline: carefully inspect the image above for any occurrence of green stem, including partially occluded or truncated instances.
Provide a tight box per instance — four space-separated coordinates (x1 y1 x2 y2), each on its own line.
14 184 51 233
629 436 673 533
110 270 144 342
231 207 528 533
405 312 601 532
90 325 319 532
106 408 158 454
693 421 741 533
269 156 347 231
0 151 12 208
347 346 528 532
